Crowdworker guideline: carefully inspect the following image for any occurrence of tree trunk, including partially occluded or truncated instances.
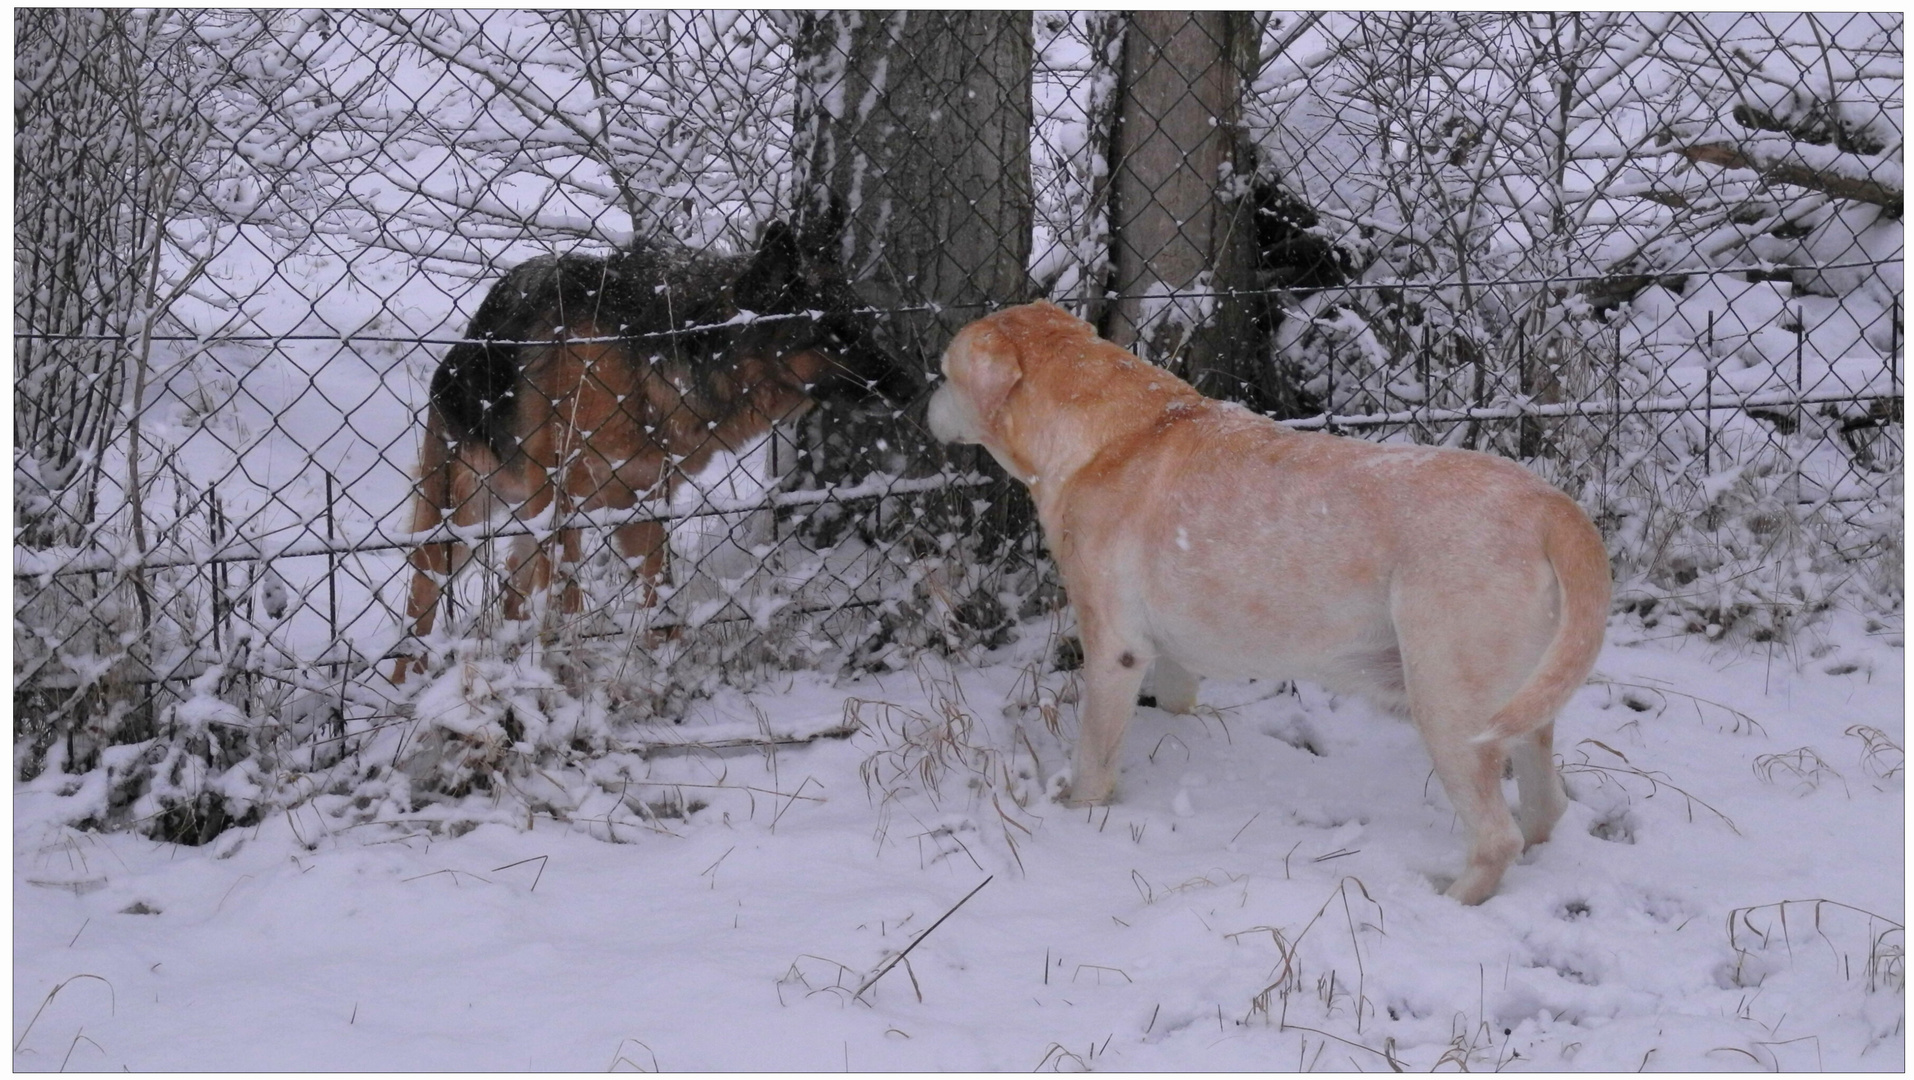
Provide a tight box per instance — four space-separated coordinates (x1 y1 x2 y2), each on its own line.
784 10 1040 654
786 10 1035 485
1105 13 1301 414
791 11 1036 374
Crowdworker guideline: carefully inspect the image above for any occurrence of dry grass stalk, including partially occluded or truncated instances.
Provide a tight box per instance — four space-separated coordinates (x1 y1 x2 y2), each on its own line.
1845 724 1903 780
851 875 992 1003
1753 746 1847 796
1727 898 1904 994
1242 877 1386 1045
1561 739 1742 835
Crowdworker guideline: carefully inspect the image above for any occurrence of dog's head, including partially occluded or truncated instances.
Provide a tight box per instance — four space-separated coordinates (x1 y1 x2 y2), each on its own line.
729 219 914 408
927 314 1022 464
929 301 1173 483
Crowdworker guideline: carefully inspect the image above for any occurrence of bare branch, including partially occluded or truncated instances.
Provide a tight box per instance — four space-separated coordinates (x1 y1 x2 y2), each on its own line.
1676 141 1902 215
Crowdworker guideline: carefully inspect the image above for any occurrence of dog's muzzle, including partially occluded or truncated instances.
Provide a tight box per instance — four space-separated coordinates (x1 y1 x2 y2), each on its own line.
926 381 980 444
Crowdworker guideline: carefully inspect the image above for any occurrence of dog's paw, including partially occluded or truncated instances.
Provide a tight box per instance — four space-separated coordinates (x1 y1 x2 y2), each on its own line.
1046 769 1074 803
1049 769 1116 807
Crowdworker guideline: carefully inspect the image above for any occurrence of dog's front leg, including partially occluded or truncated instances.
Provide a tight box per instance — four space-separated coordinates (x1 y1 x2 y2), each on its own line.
395 537 458 683
501 531 550 624
552 524 585 619
1066 621 1151 806
394 422 460 683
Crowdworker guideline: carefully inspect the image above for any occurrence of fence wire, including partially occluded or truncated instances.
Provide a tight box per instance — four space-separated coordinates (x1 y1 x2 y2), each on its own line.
13 11 1902 842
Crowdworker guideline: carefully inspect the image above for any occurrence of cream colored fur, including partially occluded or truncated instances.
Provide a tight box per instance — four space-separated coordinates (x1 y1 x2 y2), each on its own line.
928 301 1611 904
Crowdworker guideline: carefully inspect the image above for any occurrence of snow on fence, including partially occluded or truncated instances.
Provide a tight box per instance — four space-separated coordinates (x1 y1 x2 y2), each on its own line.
14 11 1903 841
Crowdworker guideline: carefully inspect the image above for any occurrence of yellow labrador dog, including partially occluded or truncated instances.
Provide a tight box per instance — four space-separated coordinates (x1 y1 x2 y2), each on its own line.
927 302 1611 903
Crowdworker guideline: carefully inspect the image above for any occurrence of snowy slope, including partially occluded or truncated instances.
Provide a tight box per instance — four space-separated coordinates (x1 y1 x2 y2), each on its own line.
14 618 1902 1072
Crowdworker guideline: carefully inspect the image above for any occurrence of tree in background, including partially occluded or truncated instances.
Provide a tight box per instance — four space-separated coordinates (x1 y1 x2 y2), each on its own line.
1102 13 1290 411
790 12 1036 372
783 11 1042 656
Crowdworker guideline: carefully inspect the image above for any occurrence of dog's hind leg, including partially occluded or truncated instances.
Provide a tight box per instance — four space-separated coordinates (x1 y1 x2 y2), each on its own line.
1398 559 1560 901
612 519 670 609
401 528 452 639
1425 735 1523 904
395 415 466 683
499 483 557 626
1399 625 1528 903
552 524 586 619
397 536 459 683
1509 721 1568 848
501 533 554 627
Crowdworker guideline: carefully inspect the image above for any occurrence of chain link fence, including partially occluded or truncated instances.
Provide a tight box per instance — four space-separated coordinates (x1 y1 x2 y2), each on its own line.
15 11 1902 841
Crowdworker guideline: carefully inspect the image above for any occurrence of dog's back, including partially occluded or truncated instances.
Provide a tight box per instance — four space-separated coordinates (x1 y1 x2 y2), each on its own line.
429 244 752 462
1091 413 1600 708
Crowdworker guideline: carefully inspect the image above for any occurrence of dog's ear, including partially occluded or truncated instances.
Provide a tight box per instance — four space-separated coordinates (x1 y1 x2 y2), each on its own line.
735 221 804 313
954 322 1024 425
797 195 848 260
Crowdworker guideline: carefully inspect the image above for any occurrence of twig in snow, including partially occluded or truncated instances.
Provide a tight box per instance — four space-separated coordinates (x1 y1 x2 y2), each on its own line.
607 1037 660 1072
1228 811 1262 847
58 1029 102 1072
699 846 736 889
401 868 492 886
852 875 993 1003
770 775 824 832
1034 1042 1089 1071
492 855 549 892
1277 1023 1400 1069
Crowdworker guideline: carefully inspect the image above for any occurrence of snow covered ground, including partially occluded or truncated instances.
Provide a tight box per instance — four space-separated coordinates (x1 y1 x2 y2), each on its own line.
13 613 1903 1072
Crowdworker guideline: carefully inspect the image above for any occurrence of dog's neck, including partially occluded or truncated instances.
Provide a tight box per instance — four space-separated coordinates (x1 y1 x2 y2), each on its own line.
1008 361 1208 512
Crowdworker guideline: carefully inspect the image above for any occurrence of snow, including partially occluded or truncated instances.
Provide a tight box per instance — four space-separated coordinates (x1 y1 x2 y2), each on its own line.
15 617 1903 1071
14 11 1904 1071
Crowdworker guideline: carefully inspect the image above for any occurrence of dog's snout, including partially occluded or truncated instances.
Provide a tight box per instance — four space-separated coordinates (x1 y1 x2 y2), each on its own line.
926 381 975 444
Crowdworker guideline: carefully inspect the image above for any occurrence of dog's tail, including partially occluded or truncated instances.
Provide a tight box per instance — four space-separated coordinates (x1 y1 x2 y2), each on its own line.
1473 499 1612 745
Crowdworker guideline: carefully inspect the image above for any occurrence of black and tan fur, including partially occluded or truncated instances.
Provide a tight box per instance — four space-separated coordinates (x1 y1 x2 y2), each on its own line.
394 222 904 682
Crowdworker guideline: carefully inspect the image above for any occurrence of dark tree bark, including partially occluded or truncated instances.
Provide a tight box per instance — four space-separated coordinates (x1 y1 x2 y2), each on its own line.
791 11 1036 377
786 10 1035 484
783 11 1041 652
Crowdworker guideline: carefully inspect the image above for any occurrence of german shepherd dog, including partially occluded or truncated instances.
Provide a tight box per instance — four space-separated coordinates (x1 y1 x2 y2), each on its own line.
393 222 906 683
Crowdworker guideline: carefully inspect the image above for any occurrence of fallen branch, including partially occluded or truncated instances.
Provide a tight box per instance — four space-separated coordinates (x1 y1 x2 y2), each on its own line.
618 720 861 759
